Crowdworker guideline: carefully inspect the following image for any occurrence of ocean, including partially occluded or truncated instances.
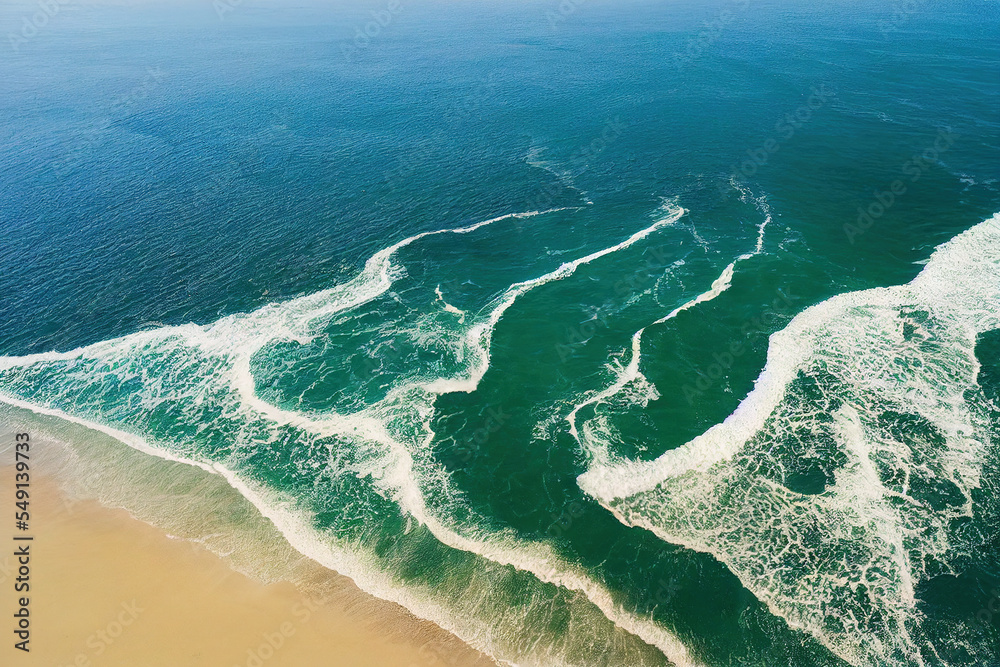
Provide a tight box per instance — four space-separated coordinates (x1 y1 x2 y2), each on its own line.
1 0 999 665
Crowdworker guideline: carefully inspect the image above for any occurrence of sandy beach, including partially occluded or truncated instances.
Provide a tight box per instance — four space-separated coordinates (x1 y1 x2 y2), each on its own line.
0 470 495 667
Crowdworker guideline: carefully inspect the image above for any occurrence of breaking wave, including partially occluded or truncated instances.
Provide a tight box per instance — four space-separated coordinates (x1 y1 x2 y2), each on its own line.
0 205 697 667
577 212 1000 666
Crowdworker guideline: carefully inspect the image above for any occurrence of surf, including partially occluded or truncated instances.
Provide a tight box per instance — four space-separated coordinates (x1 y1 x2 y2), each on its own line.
576 212 1000 666
0 205 698 667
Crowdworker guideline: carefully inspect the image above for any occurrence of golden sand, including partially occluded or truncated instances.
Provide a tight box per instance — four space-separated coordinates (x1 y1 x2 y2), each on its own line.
1 471 494 667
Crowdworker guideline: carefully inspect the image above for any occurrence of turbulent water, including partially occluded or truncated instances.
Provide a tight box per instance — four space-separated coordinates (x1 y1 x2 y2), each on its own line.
1 1 998 666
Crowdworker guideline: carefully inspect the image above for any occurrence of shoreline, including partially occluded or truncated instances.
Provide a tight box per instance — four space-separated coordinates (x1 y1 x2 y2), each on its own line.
1 469 497 667
0 405 499 667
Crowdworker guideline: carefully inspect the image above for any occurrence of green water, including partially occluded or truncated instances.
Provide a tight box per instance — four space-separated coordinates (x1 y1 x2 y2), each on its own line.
1 1 998 665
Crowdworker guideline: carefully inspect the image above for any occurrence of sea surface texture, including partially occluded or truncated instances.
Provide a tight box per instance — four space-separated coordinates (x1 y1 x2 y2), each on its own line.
1 1 998 665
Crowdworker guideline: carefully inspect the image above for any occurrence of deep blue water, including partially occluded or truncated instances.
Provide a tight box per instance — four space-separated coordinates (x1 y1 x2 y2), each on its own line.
1 1 999 665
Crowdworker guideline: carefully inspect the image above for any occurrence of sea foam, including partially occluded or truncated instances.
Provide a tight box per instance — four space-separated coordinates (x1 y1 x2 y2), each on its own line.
577 212 1000 666
0 206 698 667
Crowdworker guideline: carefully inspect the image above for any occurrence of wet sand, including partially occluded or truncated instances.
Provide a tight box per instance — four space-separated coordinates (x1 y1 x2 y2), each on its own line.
0 471 495 667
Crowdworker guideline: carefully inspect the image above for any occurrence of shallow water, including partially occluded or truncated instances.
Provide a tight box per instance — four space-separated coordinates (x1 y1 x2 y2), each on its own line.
1 1 998 665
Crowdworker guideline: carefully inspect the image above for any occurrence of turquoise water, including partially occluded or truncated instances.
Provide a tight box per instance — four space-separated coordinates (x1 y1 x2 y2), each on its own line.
1 1 999 665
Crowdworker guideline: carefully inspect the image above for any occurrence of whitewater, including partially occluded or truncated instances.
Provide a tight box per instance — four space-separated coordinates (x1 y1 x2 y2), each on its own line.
1 203 997 667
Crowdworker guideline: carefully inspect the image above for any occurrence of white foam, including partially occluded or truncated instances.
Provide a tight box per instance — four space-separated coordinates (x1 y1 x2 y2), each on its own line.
1 385 688 666
209 464 525 666
0 209 565 368
577 212 1000 666
269 201 700 665
421 202 687 398
0 392 217 474
435 285 467 322
0 204 699 667
355 200 700 666
568 190 772 462
0 399 516 666
580 212 1000 499
525 145 593 205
